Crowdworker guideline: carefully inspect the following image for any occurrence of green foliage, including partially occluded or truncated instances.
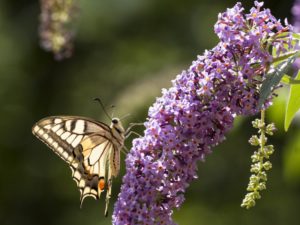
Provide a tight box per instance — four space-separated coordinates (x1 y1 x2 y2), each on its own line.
281 74 300 85
260 32 300 132
284 71 300 131
266 88 287 132
258 54 298 109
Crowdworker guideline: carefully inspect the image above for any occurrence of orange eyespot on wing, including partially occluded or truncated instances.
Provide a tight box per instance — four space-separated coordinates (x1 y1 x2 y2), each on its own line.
98 178 105 191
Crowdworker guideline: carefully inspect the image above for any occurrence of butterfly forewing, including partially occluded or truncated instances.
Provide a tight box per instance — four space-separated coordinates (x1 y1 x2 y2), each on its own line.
32 116 124 212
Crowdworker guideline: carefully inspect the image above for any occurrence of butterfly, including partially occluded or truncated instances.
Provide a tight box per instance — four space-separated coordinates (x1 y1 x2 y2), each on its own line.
32 114 126 216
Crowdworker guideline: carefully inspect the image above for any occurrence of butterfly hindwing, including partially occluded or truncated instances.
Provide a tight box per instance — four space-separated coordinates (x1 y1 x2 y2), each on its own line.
32 116 120 207
79 134 115 202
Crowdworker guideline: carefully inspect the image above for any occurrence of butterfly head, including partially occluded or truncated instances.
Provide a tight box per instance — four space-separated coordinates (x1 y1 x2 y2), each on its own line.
111 117 125 135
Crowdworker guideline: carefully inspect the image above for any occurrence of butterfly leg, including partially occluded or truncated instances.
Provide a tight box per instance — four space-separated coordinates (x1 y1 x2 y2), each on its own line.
122 145 129 154
125 130 142 139
125 123 144 136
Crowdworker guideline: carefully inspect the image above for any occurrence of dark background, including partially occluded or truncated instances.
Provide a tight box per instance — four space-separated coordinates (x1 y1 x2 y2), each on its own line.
0 0 300 225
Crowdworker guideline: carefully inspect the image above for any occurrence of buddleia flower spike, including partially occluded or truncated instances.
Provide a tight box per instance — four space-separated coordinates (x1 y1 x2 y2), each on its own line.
113 2 297 224
39 0 77 59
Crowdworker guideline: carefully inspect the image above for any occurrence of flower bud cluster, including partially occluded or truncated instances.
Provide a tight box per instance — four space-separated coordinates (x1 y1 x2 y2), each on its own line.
39 0 76 59
241 111 276 209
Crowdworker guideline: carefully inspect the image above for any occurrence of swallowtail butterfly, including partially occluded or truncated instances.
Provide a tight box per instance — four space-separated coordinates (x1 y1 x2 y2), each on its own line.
32 115 125 216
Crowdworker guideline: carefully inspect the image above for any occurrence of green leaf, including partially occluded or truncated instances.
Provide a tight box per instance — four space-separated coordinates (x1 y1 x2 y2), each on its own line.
281 74 300 85
272 51 298 65
293 32 300 40
258 56 296 109
271 34 300 67
280 74 291 84
284 71 300 131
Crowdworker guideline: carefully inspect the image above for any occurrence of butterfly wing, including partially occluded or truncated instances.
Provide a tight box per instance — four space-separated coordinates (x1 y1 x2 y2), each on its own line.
32 116 120 206
79 133 115 202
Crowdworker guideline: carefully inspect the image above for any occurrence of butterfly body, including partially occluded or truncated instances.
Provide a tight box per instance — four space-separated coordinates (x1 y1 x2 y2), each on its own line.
32 116 125 216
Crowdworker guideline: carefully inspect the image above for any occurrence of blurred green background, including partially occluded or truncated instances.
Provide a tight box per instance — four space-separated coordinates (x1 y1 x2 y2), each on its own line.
1 0 300 224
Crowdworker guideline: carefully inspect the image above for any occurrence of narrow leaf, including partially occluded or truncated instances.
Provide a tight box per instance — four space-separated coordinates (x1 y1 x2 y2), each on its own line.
258 56 296 109
284 71 300 131
273 51 298 64
293 32 300 40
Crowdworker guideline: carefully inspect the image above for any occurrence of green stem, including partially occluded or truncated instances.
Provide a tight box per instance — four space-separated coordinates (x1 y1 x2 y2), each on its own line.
257 110 265 191
272 50 300 64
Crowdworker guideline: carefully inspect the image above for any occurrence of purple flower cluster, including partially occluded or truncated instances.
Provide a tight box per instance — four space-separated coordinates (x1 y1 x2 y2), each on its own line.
39 0 76 60
113 2 292 224
292 0 300 32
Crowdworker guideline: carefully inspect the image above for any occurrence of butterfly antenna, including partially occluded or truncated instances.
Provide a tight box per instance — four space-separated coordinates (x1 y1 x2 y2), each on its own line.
119 113 131 121
93 98 112 121
110 105 116 118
